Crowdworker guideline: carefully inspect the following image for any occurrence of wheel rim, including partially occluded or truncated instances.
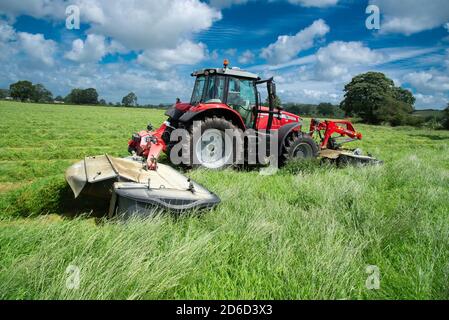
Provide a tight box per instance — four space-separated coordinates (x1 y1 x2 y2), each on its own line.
292 143 313 159
195 129 231 169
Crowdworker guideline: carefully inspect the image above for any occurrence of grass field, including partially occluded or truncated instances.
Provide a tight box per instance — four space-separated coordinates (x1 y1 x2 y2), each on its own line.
0 101 448 300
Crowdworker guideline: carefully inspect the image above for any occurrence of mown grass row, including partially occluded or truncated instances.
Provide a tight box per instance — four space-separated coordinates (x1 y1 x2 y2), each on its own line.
0 101 448 299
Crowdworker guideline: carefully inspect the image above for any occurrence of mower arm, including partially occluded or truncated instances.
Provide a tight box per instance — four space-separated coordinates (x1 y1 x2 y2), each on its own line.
310 119 363 149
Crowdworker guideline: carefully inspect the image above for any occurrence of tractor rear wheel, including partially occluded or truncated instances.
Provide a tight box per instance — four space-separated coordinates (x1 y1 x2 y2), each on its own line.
283 132 319 163
187 117 242 170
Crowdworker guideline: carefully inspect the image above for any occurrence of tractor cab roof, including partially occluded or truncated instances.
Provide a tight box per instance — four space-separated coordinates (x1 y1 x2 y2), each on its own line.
191 67 260 80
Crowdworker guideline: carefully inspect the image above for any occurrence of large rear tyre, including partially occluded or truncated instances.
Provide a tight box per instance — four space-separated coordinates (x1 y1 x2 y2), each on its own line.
282 132 319 164
186 117 243 170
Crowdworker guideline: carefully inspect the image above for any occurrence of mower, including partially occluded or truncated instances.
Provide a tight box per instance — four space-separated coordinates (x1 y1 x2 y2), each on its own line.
66 60 380 217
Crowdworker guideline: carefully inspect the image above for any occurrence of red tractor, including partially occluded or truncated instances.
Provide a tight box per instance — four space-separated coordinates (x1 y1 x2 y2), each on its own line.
128 60 379 170
66 61 379 217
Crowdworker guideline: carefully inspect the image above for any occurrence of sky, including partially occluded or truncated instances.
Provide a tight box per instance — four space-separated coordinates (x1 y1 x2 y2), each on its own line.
0 0 448 109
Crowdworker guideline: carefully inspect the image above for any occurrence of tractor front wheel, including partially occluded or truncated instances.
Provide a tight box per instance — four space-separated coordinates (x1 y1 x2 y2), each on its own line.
187 117 242 170
283 132 319 163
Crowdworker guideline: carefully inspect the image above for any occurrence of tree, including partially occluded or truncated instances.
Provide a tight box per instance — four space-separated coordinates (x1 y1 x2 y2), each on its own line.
443 103 449 130
10 80 34 101
265 95 282 109
99 99 107 105
65 88 99 105
317 102 343 117
122 92 138 107
83 88 99 105
31 83 53 103
340 72 415 125
394 87 415 106
54 95 64 102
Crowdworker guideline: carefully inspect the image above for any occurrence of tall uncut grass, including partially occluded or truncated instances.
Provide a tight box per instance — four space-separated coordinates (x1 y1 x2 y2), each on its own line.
0 101 448 299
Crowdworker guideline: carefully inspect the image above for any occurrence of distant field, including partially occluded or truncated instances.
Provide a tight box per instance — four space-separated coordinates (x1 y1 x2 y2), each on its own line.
413 109 444 120
0 101 448 299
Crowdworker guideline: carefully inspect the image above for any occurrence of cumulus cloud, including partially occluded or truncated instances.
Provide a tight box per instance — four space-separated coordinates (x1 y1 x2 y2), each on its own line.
238 50 255 64
17 32 57 66
65 34 126 63
0 21 15 42
78 0 221 50
261 19 330 64
0 0 221 51
137 40 207 71
414 93 449 108
0 0 67 20
225 48 238 56
314 41 385 79
403 71 449 94
402 48 449 96
65 34 107 63
370 0 449 35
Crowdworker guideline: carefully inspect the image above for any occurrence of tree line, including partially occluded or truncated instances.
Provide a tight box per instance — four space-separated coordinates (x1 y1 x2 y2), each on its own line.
2 75 449 130
281 72 448 129
1 80 168 108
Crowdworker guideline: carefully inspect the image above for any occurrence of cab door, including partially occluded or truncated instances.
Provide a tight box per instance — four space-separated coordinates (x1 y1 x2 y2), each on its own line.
226 77 257 128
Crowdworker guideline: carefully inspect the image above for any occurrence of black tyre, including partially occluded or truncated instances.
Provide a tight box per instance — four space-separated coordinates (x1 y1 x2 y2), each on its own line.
185 117 243 170
283 132 319 164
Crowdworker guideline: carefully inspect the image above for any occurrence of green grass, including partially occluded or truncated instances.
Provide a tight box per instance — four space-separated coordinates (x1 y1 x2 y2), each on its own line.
0 101 448 300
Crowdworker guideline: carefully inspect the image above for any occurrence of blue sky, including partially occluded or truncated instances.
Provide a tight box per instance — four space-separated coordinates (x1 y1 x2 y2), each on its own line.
0 0 448 109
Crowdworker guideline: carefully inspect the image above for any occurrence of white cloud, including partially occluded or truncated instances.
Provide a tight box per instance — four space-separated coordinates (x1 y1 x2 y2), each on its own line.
225 48 238 56
403 71 449 94
402 48 449 95
238 50 255 64
414 93 449 108
0 21 15 42
137 40 207 71
0 0 67 20
261 19 330 64
315 41 385 79
65 34 126 63
17 32 57 66
79 0 221 50
370 0 449 35
65 34 107 63
0 0 221 51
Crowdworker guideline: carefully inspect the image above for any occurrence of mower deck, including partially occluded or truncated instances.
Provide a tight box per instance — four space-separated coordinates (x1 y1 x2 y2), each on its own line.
319 149 382 166
65 155 220 217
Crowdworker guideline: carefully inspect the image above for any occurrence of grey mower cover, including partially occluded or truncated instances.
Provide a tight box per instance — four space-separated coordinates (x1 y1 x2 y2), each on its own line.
65 155 220 215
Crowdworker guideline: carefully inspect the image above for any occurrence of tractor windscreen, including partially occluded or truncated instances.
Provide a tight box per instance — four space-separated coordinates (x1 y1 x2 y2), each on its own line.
191 75 226 105
191 76 206 105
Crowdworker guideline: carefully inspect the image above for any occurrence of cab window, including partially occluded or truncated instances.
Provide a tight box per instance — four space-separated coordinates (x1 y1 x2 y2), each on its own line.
205 76 226 103
191 76 206 105
227 78 256 125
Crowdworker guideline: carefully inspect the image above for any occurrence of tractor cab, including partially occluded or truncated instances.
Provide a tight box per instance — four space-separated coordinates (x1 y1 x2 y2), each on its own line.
187 61 299 132
190 64 260 127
